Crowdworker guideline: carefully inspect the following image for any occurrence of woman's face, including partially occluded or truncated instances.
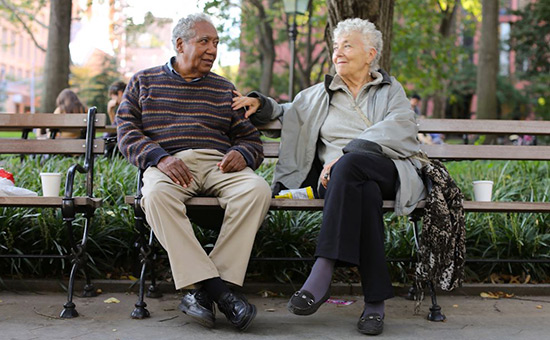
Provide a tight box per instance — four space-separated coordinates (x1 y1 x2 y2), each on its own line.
332 31 376 79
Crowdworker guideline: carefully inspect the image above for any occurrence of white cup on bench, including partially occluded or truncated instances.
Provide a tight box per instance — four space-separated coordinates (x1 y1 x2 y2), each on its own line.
40 172 63 197
473 180 493 201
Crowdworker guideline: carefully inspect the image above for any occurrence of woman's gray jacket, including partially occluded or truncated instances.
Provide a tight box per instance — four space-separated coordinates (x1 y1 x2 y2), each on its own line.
250 70 426 216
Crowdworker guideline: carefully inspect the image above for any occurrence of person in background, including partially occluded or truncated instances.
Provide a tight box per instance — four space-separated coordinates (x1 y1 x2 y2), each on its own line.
107 81 127 126
233 18 426 336
410 93 445 144
53 88 87 139
410 93 421 116
116 13 271 332
104 81 127 155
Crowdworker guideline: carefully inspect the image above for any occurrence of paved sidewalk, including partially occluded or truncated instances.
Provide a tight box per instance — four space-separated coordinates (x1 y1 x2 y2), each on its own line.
1 288 549 340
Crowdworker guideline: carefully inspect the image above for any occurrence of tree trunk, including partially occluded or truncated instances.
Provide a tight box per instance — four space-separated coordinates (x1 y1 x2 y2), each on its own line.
325 0 394 72
431 1 459 118
248 0 275 96
475 0 499 123
41 0 72 113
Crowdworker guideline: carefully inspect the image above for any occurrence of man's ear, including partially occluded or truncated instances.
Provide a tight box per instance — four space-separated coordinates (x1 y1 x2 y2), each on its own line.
176 37 185 54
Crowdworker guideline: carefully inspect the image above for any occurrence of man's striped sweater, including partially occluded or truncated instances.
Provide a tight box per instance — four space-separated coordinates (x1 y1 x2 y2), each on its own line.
116 64 263 170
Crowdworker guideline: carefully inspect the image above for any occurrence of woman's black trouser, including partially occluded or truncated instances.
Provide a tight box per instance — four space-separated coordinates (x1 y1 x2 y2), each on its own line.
316 152 397 302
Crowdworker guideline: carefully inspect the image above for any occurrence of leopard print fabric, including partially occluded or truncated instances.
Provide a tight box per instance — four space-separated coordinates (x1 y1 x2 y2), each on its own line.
415 159 466 291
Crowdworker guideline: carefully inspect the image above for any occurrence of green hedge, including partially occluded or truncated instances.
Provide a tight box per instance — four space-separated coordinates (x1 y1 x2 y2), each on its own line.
1 154 549 285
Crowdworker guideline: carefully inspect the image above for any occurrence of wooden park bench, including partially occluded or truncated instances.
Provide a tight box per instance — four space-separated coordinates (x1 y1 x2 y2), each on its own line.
124 118 550 321
0 108 106 318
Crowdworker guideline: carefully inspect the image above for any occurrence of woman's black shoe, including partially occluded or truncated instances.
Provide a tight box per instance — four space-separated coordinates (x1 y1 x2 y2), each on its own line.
357 312 384 335
287 288 330 316
216 292 257 331
178 289 215 328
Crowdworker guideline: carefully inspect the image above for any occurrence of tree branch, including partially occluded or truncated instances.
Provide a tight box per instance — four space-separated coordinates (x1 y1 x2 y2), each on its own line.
0 0 47 52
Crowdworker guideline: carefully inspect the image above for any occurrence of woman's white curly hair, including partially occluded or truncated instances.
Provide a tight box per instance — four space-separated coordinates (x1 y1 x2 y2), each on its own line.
333 18 383 70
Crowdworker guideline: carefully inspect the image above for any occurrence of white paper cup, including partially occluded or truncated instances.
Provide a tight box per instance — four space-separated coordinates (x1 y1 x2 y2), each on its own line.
473 180 493 201
40 172 63 197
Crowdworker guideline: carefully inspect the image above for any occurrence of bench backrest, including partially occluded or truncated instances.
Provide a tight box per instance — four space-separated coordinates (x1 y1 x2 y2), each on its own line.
0 108 107 197
0 111 107 155
258 119 550 161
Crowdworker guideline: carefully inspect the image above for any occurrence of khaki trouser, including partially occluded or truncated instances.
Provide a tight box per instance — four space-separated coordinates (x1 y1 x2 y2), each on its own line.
141 149 271 290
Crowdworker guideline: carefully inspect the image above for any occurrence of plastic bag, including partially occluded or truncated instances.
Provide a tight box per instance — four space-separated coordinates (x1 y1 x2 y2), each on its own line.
0 168 38 196
275 186 314 199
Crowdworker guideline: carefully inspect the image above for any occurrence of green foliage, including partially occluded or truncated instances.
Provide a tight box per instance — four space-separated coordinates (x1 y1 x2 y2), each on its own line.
124 12 173 48
202 0 328 97
391 0 476 98
0 154 137 279
249 210 322 284
1 155 549 284
508 2 550 120
71 56 123 118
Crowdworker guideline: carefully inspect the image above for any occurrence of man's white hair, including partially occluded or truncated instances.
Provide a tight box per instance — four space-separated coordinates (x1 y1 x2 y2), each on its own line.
333 18 383 70
171 13 214 52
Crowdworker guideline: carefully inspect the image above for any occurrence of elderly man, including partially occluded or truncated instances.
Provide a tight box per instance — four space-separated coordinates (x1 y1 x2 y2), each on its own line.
116 13 271 331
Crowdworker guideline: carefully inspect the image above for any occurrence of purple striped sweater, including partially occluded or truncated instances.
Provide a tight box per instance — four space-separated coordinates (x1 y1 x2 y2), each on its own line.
116 65 263 170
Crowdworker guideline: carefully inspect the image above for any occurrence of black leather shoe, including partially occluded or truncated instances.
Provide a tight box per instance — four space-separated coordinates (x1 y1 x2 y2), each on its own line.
178 289 215 328
287 288 330 316
216 292 257 331
357 312 384 335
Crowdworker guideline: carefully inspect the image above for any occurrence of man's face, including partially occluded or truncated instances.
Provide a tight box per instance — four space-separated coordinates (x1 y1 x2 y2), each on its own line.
178 21 219 76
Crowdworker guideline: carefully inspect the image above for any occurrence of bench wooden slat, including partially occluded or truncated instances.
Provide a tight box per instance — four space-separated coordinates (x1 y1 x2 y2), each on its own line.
263 141 279 158
0 138 106 155
0 196 102 209
123 195 550 213
0 113 107 129
421 144 550 161
265 142 550 161
256 119 550 135
418 119 550 135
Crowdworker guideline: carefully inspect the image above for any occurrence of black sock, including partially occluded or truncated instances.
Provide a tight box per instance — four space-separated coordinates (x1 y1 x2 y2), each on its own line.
201 277 230 302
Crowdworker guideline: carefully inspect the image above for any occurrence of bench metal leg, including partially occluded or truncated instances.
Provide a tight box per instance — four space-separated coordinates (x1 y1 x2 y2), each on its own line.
146 235 163 299
131 213 156 319
60 215 96 318
427 281 446 322
410 216 446 322
131 254 150 319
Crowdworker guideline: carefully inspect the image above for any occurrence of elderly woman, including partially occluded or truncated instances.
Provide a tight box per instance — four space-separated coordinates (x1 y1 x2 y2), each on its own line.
234 18 425 335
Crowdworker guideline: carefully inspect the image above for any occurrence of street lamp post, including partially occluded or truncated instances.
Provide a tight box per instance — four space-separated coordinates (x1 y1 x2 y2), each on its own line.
283 0 309 101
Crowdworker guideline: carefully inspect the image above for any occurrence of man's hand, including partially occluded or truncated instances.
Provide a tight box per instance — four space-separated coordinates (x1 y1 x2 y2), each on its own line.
320 157 340 189
232 90 261 118
156 156 193 187
217 150 247 173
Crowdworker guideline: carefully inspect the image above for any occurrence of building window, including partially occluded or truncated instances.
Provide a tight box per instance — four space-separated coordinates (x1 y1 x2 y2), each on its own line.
499 22 510 76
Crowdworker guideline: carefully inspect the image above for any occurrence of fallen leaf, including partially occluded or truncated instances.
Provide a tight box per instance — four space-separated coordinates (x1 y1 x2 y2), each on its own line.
524 275 531 284
490 273 504 284
96 289 103 295
265 308 276 312
128 275 138 281
259 290 278 298
104 297 121 304
453 304 459 308
510 276 521 284
112 328 117 332
480 292 498 299
536 305 543 309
